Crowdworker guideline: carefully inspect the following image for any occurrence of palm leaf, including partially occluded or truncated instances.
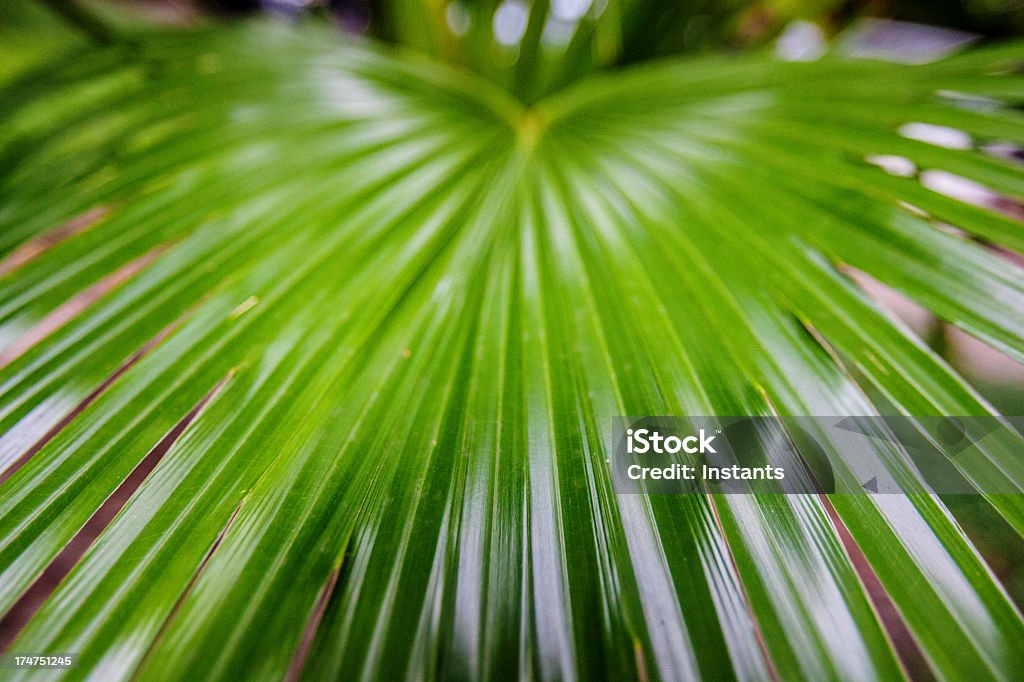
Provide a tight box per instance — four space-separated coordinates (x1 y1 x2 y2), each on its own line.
1 17 1023 681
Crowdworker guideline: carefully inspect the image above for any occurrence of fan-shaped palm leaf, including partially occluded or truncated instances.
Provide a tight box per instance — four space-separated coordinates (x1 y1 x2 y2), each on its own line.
1 16 1023 681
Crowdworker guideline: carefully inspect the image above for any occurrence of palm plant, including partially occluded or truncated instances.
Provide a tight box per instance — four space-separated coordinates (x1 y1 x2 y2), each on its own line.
1 1 1024 679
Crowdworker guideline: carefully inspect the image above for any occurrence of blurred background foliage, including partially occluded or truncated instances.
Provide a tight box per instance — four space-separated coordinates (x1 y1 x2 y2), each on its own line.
4 0 1024 95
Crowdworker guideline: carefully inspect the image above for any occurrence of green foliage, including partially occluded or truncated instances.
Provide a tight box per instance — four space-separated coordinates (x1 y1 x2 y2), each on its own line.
0 13 1023 682
374 0 757 102
0 0 88 85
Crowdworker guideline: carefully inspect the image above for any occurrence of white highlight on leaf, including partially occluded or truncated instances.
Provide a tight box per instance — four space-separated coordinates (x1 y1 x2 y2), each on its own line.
319 64 401 119
446 2 470 36
0 393 77 473
983 141 1023 163
899 122 973 150
935 89 1001 112
542 16 578 47
775 21 825 62
551 0 591 22
921 170 997 208
493 0 529 46
866 155 916 177
838 18 977 64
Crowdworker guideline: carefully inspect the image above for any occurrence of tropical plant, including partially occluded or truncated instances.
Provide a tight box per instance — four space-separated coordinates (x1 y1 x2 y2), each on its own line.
1 1 1023 680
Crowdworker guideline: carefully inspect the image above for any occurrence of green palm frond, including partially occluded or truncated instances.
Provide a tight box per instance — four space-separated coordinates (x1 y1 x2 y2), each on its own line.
1 16 1024 681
